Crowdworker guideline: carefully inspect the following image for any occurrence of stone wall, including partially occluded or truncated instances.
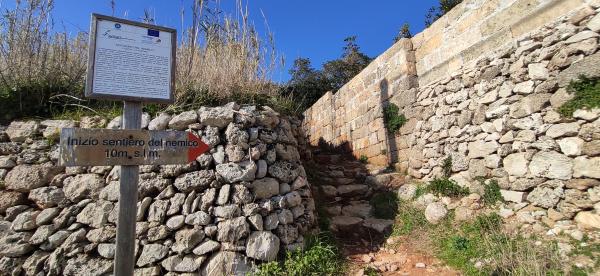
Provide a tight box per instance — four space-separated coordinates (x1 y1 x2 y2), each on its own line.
0 103 315 275
302 0 600 224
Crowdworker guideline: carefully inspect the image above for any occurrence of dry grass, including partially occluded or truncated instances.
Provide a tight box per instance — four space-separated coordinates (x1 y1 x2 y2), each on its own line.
171 0 282 110
0 0 289 122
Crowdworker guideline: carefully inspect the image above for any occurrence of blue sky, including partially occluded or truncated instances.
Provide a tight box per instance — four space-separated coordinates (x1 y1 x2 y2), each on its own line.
47 0 438 82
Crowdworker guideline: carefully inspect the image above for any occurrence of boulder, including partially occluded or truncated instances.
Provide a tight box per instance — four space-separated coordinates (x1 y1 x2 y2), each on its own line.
63 254 113 276
216 216 250 242
574 211 600 229
425 202 447 224
148 113 171 130
168 111 197 130
197 106 235 129
0 190 27 213
174 170 215 192
41 120 75 139
136 244 169 267
63 174 105 201
6 121 39 142
216 161 257 183
250 178 280 199
200 251 250 276
245 231 280 261
529 151 573 180
573 157 600 179
268 161 299 183
5 165 62 192
28 186 65 208
503 153 529 177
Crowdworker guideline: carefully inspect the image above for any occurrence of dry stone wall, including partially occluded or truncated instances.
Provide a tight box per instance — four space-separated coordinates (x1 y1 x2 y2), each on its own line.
0 103 315 275
302 0 600 228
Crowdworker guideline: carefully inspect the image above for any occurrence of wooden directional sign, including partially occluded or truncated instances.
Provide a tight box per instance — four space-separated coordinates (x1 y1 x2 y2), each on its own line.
59 128 209 166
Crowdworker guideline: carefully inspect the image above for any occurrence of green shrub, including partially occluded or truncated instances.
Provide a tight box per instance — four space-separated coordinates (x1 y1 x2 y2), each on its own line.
370 191 399 220
482 179 502 206
383 103 407 134
426 177 470 197
363 266 380 276
359 155 368 163
253 234 344 276
558 75 600 117
442 156 452 177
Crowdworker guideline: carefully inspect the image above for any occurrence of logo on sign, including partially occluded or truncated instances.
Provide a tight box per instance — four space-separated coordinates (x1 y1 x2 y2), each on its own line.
114 23 121 29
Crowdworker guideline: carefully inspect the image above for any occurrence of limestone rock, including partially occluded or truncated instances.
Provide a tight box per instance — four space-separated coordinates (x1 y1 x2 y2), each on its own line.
148 113 171 130
193 239 220 256
137 244 169 267
503 153 529 177
216 216 250 242
529 151 573 180
63 174 105 201
28 186 65 208
245 231 280 261
574 211 600 229
197 106 234 129
168 111 198 130
268 161 299 183
174 170 215 192
468 141 499 158
249 178 279 199
216 161 257 183
5 165 61 192
0 190 27 213
63 254 113 276
425 202 447 224
200 251 250 276
573 157 600 179
6 121 39 142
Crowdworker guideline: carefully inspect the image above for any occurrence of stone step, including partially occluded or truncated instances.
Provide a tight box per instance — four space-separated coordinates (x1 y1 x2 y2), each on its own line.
329 215 394 238
337 184 370 197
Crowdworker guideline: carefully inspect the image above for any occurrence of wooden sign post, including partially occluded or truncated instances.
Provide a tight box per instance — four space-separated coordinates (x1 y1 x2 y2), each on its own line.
67 14 188 276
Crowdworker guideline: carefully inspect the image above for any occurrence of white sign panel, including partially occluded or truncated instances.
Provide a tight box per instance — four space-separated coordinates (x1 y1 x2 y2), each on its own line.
85 14 176 103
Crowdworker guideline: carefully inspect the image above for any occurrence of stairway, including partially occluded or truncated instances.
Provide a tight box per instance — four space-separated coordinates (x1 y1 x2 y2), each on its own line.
305 152 405 245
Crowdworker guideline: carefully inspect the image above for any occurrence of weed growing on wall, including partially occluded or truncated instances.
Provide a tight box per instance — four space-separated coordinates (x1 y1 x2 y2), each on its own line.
383 103 407 134
481 179 502 206
427 178 470 197
558 75 600 117
442 156 453 177
359 155 369 164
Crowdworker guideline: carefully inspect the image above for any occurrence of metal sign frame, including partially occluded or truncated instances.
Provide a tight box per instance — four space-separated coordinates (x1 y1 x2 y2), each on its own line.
85 13 177 103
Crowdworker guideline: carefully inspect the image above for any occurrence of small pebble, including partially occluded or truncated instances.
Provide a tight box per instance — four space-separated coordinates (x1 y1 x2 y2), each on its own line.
415 262 426 268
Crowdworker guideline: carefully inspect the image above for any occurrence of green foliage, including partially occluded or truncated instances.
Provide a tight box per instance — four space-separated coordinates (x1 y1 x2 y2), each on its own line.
558 75 600 117
254 234 344 276
391 201 428 236
426 177 470 197
425 0 463 27
394 23 412 42
370 191 399 220
383 103 407 134
363 266 380 276
284 36 372 111
442 156 452 177
482 179 502 206
359 155 369 164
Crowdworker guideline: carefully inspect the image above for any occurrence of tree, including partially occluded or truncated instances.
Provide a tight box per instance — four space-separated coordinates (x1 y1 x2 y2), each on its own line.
322 36 372 91
394 23 412 42
285 57 331 108
425 0 462 27
283 36 372 110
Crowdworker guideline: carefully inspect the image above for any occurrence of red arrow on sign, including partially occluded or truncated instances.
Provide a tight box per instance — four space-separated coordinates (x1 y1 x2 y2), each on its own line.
187 132 210 162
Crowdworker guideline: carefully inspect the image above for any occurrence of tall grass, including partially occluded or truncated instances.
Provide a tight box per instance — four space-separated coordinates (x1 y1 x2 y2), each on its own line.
174 0 282 109
0 0 291 123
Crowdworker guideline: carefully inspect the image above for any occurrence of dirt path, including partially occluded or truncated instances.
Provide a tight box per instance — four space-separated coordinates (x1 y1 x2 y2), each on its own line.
342 236 461 275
